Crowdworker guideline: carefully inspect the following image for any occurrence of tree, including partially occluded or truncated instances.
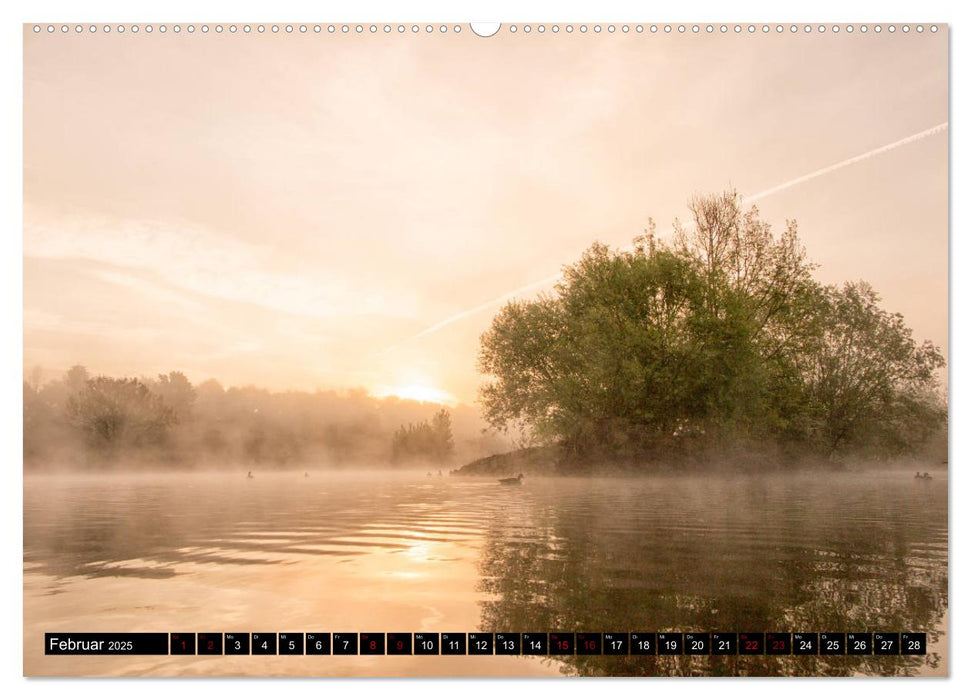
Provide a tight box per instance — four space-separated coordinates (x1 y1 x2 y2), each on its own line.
672 192 824 439
67 377 176 453
391 409 455 465
481 239 718 457
430 408 455 462
64 365 89 393
801 282 946 457
478 191 946 465
153 371 197 420
23 380 50 461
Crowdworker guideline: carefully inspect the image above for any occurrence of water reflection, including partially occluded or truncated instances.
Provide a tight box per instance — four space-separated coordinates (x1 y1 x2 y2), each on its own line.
476 474 947 676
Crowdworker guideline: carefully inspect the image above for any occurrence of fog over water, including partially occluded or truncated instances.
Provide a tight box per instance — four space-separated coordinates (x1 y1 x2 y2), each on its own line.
24 468 946 676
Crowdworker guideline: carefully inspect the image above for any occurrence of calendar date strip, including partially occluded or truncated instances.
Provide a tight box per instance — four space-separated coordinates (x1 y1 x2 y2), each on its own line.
45 632 928 656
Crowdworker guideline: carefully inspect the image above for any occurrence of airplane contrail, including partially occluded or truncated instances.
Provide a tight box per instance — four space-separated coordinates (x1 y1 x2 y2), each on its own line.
744 122 948 202
381 122 948 354
391 274 561 347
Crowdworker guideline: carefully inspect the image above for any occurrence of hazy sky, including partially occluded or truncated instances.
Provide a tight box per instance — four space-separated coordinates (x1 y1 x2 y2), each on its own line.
23 27 948 404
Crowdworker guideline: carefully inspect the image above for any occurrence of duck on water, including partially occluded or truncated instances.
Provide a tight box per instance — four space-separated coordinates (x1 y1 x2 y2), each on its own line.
498 473 524 485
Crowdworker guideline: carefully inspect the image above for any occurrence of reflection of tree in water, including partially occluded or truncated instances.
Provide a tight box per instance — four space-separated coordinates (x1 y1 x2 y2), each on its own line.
476 479 947 676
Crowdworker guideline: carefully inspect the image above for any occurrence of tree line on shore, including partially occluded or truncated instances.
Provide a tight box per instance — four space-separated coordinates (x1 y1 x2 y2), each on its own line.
478 191 947 467
23 367 480 470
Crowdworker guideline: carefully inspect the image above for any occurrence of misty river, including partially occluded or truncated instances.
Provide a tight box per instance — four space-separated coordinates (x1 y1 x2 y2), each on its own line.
23 469 947 676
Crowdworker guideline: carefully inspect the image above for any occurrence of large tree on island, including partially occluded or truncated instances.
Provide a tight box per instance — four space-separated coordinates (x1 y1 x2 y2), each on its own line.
477 191 945 463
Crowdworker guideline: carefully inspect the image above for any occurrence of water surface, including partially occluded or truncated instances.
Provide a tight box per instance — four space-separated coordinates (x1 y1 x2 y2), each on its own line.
24 469 947 676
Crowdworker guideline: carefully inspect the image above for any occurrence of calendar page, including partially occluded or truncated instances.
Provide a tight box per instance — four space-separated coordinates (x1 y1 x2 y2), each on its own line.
22 20 948 678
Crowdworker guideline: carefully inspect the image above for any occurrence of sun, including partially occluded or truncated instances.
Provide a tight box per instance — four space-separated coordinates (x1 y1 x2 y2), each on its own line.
377 384 455 405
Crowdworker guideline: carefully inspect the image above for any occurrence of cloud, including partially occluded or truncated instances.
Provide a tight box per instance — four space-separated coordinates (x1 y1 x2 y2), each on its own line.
24 211 419 321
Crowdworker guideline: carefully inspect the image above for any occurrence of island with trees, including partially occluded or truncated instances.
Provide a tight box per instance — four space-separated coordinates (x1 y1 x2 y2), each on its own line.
459 191 946 475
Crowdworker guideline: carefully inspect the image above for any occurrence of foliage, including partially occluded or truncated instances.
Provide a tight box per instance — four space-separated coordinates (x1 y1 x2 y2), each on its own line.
151 371 197 421
800 282 946 457
66 377 176 452
391 409 455 465
478 191 946 463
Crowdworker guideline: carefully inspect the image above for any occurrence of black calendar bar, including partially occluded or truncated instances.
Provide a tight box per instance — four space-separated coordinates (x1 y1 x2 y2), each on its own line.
43 632 931 656
45 633 169 655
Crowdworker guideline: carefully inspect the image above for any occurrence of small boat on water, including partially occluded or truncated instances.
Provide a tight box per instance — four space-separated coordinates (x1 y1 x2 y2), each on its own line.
498 473 524 486
247 471 254 479
914 471 933 481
